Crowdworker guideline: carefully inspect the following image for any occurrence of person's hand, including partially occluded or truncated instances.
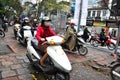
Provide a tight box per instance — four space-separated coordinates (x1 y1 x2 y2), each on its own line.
41 41 47 45
41 38 45 42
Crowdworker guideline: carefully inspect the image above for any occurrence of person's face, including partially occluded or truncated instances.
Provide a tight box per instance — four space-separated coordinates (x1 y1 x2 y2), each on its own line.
44 21 51 27
70 24 74 27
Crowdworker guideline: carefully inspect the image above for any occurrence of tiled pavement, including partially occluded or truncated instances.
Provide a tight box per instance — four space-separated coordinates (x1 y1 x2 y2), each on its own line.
0 27 114 80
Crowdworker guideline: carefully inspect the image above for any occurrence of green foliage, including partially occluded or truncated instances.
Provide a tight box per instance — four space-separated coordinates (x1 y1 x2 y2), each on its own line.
38 0 70 14
0 0 22 16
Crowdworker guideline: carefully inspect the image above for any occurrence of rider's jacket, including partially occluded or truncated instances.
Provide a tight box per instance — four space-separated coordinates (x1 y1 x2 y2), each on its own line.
36 25 56 44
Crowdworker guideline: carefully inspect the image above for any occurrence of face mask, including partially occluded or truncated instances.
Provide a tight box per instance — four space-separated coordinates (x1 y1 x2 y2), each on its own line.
44 21 51 27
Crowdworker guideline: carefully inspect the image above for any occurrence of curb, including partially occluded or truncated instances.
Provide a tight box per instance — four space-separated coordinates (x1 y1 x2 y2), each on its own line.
7 45 15 53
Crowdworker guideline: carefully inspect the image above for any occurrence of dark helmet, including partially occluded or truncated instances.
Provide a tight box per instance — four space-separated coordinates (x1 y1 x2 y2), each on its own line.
101 28 105 32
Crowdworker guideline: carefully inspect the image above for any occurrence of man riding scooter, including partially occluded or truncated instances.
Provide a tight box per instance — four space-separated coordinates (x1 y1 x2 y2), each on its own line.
20 17 33 40
63 20 77 51
100 28 107 46
35 16 56 67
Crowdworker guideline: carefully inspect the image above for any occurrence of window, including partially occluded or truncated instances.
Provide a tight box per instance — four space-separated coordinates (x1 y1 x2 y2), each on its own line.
92 11 96 17
103 10 106 16
97 10 101 17
88 11 91 17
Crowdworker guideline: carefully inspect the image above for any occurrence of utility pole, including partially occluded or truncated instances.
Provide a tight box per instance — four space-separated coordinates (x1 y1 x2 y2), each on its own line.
77 0 83 33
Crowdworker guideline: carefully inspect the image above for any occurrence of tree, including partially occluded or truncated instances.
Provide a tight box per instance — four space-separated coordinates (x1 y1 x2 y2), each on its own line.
38 0 70 15
0 0 22 16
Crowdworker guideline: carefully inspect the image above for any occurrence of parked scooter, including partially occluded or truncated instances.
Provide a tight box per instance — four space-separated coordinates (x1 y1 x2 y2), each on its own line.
17 25 33 46
26 36 72 80
13 23 21 39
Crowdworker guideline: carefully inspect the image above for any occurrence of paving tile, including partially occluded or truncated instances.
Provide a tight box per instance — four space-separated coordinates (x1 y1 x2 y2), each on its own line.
13 60 24 64
2 76 18 80
2 61 13 67
16 68 31 75
11 64 23 70
0 66 10 72
96 60 109 66
2 70 16 78
18 74 33 80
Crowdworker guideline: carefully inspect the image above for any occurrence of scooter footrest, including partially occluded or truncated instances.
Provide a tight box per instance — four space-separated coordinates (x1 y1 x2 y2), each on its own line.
33 61 54 73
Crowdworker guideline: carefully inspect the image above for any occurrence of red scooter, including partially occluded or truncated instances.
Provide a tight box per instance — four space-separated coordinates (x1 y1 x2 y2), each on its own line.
91 35 116 51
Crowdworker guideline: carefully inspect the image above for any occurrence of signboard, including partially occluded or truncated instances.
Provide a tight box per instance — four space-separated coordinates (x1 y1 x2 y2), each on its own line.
93 21 106 27
74 0 88 26
106 22 118 28
86 20 93 26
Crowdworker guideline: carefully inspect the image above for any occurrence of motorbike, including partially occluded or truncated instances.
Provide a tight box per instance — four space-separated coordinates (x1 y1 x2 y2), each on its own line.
26 36 72 80
110 51 120 80
13 23 21 39
17 25 33 46
0 28 5 38
91 35 116 51
62 35 88 56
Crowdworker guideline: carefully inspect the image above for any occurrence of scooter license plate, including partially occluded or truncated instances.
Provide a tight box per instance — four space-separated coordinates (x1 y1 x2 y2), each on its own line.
24 30 32 37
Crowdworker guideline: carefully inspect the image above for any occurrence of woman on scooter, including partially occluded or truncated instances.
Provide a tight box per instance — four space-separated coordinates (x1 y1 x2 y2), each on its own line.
35 16 56 67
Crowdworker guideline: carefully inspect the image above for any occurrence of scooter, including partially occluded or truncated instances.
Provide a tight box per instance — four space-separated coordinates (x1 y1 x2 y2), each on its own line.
17 25 33 46
13 23 21 39
91 35 116 51
26 36 72 80
62 35 88 56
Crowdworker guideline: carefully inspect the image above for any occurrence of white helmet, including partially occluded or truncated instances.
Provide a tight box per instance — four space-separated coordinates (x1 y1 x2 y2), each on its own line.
24 17 29 22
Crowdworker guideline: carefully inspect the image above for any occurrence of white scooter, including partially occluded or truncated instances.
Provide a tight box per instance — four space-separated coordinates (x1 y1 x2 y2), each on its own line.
26 36 72 80
17 25 35 46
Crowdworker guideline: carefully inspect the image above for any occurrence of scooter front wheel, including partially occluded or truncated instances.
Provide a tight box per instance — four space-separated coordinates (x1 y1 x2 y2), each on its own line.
78 46 88 56
107 43 116 51
111 64 120 80
54 72 70 80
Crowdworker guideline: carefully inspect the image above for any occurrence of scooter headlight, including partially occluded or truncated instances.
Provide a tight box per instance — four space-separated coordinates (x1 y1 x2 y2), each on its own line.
62 39 65 43
50 41 55 45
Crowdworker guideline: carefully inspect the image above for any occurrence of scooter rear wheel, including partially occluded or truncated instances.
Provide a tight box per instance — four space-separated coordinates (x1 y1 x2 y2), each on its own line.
78 46 88 56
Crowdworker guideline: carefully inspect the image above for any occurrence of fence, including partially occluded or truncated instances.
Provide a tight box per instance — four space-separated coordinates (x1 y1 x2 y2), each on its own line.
51 10 67 34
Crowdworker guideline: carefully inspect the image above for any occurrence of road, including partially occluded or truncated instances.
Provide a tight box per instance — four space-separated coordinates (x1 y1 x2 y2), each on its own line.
0 27 113 80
